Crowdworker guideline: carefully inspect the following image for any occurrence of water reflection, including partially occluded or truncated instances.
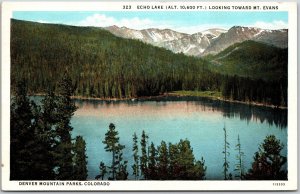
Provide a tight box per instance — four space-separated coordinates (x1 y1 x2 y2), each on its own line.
29 95 287 179
74 96 287 129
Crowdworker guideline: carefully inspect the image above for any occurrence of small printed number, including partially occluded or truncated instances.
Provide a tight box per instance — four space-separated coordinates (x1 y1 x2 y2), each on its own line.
273 182 285 186
123 5 131 9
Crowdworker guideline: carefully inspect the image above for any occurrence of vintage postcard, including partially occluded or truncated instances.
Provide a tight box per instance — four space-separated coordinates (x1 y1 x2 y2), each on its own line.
1 1 297 191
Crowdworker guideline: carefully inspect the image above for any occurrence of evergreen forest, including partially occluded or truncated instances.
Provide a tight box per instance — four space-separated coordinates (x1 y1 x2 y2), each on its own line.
11 19 287 107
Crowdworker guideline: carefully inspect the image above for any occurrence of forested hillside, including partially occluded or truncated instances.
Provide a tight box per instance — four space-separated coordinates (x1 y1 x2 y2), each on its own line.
206 40 287 81
11 19 219 98
11 19 287 106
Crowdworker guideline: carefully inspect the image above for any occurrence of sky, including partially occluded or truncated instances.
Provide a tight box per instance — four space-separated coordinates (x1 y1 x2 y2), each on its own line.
13 11 288 34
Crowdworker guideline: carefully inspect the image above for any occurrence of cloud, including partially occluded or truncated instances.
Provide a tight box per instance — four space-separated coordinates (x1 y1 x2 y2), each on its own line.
76 13 231 34
77 14 116 27
37 20 51 23
252 20 288 30
77 13 156 30
35 14 288 35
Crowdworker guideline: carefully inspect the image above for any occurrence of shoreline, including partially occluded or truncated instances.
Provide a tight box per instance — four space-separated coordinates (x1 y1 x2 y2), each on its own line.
168 93 288 110
166 92 287 109
33 93 287 110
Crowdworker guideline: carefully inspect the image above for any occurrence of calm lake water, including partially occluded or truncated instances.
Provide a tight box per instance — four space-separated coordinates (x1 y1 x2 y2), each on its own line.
70 96 287 180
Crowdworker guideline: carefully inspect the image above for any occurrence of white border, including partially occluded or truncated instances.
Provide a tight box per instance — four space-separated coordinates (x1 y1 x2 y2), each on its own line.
1 1 298 191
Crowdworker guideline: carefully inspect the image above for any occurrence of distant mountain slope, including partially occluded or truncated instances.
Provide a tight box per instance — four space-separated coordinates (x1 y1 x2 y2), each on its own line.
254 29 288 48
105 25 287 57
161 29 226 56
202 26 287 56
206 40 287 81
105 26 227 56
105 26 188 44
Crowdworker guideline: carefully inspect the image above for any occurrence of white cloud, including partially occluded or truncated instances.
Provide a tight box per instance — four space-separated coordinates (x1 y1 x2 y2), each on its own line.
77 13 156 30
78 14 116 27
34 14 288 35
252 20 288 30
76 13 231 34
119 17 154 29
37 20 51 23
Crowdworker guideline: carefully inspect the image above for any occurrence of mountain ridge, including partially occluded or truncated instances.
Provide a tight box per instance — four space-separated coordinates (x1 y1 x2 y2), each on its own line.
105 26 226 56
104 25 287 56
202 26 288 56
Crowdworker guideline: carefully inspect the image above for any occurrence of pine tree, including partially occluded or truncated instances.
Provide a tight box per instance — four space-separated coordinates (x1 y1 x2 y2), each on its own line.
115 149 128 180
55 73 78 180
157 141 169 180
246 135 287 180
194 157 207 180
10 80 34 180
173 139 206 180
73 136 88 180
177 139 195 179
168 142 178 179
30 102 56 180
140 130 149 179
234 135 244 180
10 80 56 180
39 88 59 179
132 132 140 180
10 78 89 180
97 161 107 180
41 88 59 133
148 142 157 179
102 123 125 180
222 126 230 180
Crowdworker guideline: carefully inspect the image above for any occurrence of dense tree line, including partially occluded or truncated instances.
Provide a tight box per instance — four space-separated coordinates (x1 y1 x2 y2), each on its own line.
142 137 207 180
10 76 88 180
96 124 287 181
11 19 287 107
221 75 287 107
97 128 207 180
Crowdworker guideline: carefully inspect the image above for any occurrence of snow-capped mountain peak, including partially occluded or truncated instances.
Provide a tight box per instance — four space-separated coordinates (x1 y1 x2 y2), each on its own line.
202 26 287 56
104 25 287 57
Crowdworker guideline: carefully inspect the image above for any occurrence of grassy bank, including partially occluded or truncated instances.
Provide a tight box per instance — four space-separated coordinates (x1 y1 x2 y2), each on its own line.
167 90 222 99
167 90 287 109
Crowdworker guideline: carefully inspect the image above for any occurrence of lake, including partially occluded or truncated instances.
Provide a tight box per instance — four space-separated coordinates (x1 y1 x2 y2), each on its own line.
70 96 287 180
